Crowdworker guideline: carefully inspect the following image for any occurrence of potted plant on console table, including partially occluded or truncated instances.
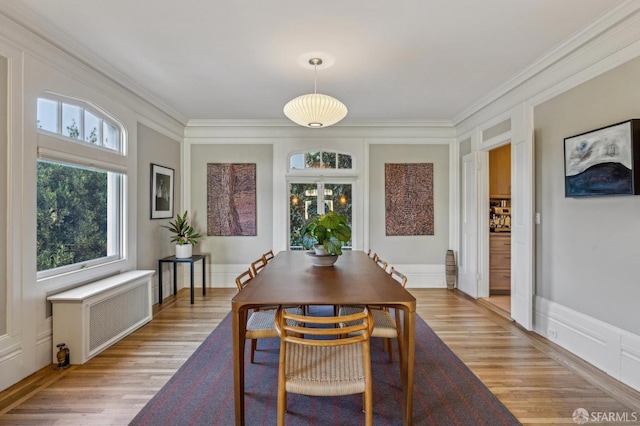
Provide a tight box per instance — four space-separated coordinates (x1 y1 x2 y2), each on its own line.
162 210 203 258
300 210 351 266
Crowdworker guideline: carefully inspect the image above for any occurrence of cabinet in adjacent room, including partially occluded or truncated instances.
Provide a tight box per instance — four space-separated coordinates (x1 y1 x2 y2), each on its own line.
489 144 511 198
489 234 511 294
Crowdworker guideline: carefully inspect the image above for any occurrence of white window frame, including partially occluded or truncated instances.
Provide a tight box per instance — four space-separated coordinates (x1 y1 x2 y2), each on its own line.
287 149 355 173
35 93 128 289
287 176 356 251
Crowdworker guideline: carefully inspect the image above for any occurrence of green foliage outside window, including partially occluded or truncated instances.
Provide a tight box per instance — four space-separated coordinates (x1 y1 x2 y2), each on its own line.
289 183 352 249
37 161 109 271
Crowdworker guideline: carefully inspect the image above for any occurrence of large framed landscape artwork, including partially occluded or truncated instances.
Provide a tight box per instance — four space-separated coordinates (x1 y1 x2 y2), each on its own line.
564 119 640 197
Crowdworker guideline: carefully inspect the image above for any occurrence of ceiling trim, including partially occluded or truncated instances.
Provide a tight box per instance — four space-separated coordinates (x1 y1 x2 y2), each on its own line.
452 0 640 126
0 3 188 126
186 118 453 128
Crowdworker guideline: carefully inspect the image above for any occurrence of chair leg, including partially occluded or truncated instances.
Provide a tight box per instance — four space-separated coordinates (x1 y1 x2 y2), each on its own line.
277 391 286 425
364 390 373 426
385 338 393 363
250 339 257 363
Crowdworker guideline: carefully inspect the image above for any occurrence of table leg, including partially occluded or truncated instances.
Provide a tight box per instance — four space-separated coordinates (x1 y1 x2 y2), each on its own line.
202 257 206 296
402 308 415 425
233 309 247 426
158 260 163 304
190 261 195 304
173 263 178 296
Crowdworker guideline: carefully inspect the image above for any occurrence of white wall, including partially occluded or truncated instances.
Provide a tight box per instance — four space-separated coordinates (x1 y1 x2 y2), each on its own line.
0 12 183 391
534 56 640 337
137 123 182 303
184 125 456 288
190 144 274 267
369 144 450 266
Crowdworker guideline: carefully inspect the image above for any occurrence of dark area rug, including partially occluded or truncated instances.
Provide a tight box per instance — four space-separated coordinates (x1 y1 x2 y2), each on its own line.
130 307 520 425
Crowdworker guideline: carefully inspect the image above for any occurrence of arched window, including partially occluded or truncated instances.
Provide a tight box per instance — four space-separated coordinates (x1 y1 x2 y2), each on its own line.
36 94 126 280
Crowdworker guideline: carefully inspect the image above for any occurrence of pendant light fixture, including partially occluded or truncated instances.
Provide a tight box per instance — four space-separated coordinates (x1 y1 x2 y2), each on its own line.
283 58 347 128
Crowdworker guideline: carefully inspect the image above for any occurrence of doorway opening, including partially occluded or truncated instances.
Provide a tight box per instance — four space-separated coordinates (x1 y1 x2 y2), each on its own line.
289 181 353 250
483 143 512 316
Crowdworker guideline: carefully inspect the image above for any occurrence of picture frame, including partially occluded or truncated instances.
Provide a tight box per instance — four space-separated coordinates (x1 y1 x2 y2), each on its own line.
564 119 640 197
150 163 174 219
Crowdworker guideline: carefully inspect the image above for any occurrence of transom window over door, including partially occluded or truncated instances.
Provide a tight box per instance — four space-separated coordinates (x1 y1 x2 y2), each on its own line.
289 150 353 171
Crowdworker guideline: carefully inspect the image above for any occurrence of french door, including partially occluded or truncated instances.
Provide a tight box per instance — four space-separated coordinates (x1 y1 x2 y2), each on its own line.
289 181 353 250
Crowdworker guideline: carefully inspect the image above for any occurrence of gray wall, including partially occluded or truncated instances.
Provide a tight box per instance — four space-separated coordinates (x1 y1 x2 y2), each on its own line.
136 123 181 273
534 56 640 335
190 144 274 265
0 56 7 335
369 144 450 264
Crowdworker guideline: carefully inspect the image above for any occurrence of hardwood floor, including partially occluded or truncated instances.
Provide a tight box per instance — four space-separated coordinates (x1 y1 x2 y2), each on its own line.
0 288 639 425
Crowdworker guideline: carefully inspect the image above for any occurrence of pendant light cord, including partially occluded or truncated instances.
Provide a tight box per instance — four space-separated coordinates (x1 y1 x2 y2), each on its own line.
314 61 317 94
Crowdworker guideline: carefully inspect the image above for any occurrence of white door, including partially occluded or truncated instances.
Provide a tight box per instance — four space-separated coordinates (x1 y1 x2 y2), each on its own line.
459 153 479 298
510 128 534 330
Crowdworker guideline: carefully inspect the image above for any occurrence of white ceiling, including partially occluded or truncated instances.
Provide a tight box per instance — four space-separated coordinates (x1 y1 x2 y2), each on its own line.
5 0 622 124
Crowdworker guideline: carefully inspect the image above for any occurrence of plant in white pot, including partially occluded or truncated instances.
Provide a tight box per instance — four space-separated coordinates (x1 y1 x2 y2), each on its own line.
162 210 203 258
300 210 352 256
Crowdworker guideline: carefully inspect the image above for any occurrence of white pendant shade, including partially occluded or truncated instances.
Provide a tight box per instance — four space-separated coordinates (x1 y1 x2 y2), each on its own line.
284 93 348 128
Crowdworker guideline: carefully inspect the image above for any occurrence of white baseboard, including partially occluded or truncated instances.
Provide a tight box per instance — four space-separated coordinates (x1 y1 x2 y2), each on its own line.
534 296 640 392
388 264 446 288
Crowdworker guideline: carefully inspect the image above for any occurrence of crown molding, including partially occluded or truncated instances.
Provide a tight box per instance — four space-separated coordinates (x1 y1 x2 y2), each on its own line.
0 3 188 127
186 118 453 128
452 0 640 126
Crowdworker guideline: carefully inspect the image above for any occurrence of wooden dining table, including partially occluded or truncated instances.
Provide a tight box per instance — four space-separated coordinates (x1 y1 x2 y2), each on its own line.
231 250 417 425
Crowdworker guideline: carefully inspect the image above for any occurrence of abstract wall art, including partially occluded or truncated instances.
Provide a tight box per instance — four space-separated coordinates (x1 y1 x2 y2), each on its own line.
385 163 434 236
564 119 640 197
207 163 256 236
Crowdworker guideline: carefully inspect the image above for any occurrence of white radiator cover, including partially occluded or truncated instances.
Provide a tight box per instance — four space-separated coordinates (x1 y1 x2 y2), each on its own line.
48 270 155 364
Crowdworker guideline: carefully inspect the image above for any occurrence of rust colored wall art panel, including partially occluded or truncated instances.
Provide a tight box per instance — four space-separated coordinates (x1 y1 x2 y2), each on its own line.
207 163 256 236
385 163 434 236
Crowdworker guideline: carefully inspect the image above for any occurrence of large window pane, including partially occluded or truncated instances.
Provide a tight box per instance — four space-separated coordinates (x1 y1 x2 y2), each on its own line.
324 183 352 248
289 182 352 250
37 160 117 271
83 110 100 144
62 103 82 139
37 98 59 133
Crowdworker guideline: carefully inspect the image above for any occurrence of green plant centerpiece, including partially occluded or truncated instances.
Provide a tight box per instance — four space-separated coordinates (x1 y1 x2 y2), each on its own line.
161 210 203 258
300 210 352 257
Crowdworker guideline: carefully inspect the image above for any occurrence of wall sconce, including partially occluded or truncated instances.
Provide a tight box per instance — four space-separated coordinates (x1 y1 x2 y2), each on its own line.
291 195 299 205
339 195 347 205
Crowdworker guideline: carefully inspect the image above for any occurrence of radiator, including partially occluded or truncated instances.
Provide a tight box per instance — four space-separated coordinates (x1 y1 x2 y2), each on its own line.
48 270 155 364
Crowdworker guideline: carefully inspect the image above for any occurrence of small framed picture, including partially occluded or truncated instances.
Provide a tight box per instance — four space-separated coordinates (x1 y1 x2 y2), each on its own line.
151 164 174 219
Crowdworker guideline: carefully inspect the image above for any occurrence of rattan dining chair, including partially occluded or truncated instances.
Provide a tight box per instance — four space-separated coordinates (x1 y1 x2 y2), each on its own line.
251 256 267 275
235 269 301 363
375 257 388 272
339 266 408 363
263 250 275 263
274 306 375 426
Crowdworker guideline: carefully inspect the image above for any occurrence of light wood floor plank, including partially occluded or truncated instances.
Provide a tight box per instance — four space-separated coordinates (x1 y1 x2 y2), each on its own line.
0 288 638 425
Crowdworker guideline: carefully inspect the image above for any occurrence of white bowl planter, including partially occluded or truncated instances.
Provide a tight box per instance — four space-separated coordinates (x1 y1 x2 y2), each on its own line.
175 243 193 259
